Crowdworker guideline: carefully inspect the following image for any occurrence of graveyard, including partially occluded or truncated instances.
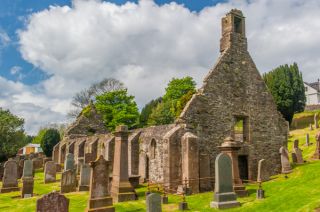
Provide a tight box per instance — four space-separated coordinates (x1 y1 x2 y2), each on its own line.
1 120 320 211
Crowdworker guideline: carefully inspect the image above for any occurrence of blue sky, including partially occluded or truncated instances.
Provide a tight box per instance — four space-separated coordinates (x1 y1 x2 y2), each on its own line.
0 0 319 134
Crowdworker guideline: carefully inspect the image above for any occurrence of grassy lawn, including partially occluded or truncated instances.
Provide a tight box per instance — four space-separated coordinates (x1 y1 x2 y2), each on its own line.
1 125 320 211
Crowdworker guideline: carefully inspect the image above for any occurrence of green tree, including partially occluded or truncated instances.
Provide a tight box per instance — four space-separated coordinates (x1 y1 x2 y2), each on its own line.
32 128 47 144
148 77 196 125
263 63 306 124
40 128 61 157
95 89 139 131
0 108 28 161
139 97 162 127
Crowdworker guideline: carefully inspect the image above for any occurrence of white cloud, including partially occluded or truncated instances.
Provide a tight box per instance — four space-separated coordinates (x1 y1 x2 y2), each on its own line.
0 30 10 46
1 0 319 134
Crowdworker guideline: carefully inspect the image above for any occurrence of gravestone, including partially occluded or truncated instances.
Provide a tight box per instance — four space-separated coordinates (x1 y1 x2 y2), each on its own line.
44 161 56 183
60 169 77 193
56 163 62 172
293 140 304 164
146 193 162 212
305 133 310 146
21 159 34 198
0 160 19 193
291 153 297 163
87 155 115 212
312 132 320 159
18 159 25 179
79 164 91 191
77 158 84 175
111 125 137 202
257 159 269 182
315 113 319 129
85 153 93 164
210 153 240 209
279 147 292 174
310 124 313 131
64 153 75 171
43 157 52 165
36 191 69 212
33 158 43 170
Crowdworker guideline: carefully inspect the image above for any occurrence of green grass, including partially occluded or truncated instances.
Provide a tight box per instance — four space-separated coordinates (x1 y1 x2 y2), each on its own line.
1 124 320 211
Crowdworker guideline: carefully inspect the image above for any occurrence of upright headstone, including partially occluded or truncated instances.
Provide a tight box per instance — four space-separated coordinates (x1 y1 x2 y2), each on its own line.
21 159 34 198
146 193 162 212
210 153 240 209
291 153 297 164
111 125 136 202
312 132 320 159
293 140 304 164
44 161 56 183
305 133 310 146
36 191 69 212
0 160 19 193
79 164 91 191
257 159 269 182
315 113 319 129
77 158 84 175
18 159 25 179
310 124 313 131
33 158 43 170
60 169 77 193
87 155 115 212
279 147 292 174
64 153 75 171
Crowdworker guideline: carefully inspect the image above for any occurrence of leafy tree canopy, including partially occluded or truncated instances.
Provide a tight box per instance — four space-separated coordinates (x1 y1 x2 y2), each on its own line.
40 128 61 157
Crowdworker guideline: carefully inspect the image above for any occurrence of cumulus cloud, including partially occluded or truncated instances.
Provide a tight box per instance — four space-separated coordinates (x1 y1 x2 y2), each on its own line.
1 0 319 134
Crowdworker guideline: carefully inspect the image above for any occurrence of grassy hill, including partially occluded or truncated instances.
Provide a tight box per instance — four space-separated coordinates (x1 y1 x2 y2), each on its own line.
1 120 320 211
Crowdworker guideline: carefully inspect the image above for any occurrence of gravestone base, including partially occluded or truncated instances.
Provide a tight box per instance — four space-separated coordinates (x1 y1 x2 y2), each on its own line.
210 200 241 209
211 192 240 209
161 196 168 204
61 185 77 193
111 182 137 202
0 186 19 193
21 177 34 198
113 192 136 202
128 175 140 188
234 185 248 197
79 185 89 191
87 196 115 212
178 202 188 210
256 189 265 199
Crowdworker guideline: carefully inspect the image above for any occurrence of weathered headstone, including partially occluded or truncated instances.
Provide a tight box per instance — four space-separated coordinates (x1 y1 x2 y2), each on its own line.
210 153 240 209
87 155 115 212
111 125 137 202
33 158 43 170
85 153 93 164
44 161 56 183
257 159 269 182
291 152 297 163
60 169 77 193
36 191 69 212
279 147 292 174
312 132 320 159
146 193 162 212
76 158 84 175
315 113 319 129
56 163 62 172
18 159 25 179
64 153 75 171
21 159 34 198
305 133 310 146
310 123 313 131
293 140 304 164
78 164 91 191
0 160 19 193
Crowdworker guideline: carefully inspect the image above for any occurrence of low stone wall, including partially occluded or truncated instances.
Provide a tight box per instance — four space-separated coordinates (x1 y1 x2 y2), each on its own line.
305 105 320 111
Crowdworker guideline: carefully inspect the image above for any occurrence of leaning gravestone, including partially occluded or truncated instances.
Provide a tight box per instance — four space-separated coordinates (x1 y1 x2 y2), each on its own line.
0 160 19 193
44 161 56 183
293 140 304 164
210 153 240 209
257 159 269 182
36 191 69 212
146 193 162 212
64 153 75 171
21 159 34 198
279 147 292 174
78 164 91 191
87 155 115 212
61 169 77 193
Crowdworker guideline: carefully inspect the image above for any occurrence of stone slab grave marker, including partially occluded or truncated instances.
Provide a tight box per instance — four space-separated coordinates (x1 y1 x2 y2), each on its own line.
44 161 56 183
315 113 319 129
291 153 297 164
256 159 267 199
87 155 115 212
64 153 75 171
111 125 137 202
279 147 292 174
0 160 19 193
61 169 77 193
56 163 62 172
79 164 91 191
310 123 313 131
146 193 162 212
36 191 69 212
210 153 240 209
22 159 34 198
312 132 320 159
18 159 25 179
293 140 304 164
33 158 43 170
305 133 310 146
77 158 84 175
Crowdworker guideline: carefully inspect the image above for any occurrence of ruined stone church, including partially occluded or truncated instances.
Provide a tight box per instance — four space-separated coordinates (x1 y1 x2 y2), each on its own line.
53 9 288 193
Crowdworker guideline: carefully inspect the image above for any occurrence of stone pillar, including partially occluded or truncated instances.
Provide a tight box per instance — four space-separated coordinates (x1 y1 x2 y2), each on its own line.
218 137 248 197
111 125 136 202
181 132 199 194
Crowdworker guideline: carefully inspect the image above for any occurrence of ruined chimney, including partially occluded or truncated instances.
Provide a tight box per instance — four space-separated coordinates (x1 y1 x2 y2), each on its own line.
220 9 247 52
